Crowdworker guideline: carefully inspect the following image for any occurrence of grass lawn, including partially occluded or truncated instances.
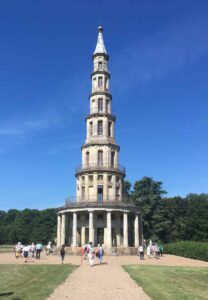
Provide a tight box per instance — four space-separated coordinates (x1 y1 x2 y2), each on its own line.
123 265 208 300
0 264 78 300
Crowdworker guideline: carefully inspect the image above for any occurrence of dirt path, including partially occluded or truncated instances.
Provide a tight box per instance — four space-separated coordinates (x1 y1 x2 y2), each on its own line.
1 253 208 300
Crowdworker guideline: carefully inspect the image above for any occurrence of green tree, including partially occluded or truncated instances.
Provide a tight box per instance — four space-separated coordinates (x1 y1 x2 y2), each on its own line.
124 180 132 197
132 177 167 240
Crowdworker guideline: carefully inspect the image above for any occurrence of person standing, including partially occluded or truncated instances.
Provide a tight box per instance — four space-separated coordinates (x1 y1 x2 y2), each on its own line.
147 244 151 258
138 244 144 260
60 244 65 264
97 244 104 264
36 243 43 259
31 243 36 258
88 242 95 267
159 244 163 257
22 245 30 263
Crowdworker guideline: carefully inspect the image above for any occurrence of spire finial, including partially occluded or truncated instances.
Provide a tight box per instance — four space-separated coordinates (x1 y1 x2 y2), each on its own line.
94 24 107 55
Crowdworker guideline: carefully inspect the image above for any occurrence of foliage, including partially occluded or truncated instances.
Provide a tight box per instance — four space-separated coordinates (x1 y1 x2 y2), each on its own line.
124 180 132 196
131 177 167 239
0 264 77 300
124 265 208 300
0 208 57 245
164 241 208 262
130 177 208 243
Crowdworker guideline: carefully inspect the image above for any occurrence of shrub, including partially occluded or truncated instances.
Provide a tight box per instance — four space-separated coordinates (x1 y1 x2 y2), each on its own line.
164 241 208 262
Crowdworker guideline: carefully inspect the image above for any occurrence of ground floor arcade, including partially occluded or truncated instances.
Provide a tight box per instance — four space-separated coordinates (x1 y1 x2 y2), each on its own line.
57 206 142 248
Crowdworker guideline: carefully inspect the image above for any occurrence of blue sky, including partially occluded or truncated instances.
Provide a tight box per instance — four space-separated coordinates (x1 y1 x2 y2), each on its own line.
0 0 208 210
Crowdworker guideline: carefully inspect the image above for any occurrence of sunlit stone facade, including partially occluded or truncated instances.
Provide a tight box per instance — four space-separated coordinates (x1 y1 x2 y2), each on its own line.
57 26 142 251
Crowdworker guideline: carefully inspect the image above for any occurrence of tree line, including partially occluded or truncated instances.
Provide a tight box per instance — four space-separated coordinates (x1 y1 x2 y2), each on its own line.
0 177 208 245
125 177 208 243
0 208 57 245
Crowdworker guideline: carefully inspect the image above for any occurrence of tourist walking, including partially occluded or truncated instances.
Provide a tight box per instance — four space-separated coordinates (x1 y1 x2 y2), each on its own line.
15 242 22 258
22 245 30 263
138 245 144 260
88 242 95 267
31 242 36 258
36 243 43 259
46 241 52 255
159 244 164 256
147 244 151 258
97 244 104 264
60 244 65 264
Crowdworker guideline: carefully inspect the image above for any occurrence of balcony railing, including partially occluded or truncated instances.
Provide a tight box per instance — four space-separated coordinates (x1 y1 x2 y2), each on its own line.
65 195 134 206
89 106 114 115
92 87 110 93
75 163 125 174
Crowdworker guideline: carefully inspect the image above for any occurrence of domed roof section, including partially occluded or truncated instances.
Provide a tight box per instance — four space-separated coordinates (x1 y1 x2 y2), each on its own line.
94 26 107 55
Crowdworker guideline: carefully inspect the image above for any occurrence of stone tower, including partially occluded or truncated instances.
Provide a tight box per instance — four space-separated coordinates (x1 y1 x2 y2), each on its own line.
57 26 142 252
75 26 125 203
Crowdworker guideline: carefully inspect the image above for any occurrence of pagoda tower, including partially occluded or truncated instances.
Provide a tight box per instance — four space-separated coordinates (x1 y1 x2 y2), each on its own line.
57 26 142 253
75 26 125 203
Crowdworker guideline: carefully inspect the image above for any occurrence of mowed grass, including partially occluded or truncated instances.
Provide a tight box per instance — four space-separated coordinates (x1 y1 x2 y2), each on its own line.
123 265 208 300
0 264 78 300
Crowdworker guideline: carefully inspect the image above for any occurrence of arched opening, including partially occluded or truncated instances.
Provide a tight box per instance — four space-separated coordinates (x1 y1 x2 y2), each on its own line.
98 61 103 71
98 150 103 166
85 152 89 166
98 120 103 135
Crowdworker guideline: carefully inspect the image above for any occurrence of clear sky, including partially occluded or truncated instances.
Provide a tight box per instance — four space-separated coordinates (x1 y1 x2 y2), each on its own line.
0 0 208 210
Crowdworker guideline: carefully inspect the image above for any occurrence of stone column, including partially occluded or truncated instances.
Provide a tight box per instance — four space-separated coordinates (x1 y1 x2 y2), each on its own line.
104 117 108 137
93 173 97 201
103 173 108 201
107 211 112 248
116 213 121 246
61 214 65 246
112 175 117 200
123 212 128 247
81 214 86 246
89 211 94 244
72 212 77 247
57 214 61 247
85 175 89 201
134 214 139 247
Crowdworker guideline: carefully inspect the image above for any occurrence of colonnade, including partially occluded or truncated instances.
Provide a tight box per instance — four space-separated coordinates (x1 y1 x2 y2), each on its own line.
57 210 140 248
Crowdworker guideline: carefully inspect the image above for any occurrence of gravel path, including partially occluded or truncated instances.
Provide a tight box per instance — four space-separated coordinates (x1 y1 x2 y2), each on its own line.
47 258 149 300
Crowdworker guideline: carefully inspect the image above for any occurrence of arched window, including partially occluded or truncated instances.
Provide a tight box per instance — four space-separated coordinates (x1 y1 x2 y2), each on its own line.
98 98 103 112
98 150 103 166
98 77 103 88
107 99 110 113
98 62 103 71
98 120 103 135
108 122 112 137
89 121 93 136
111 151 115 167
86 152 90 166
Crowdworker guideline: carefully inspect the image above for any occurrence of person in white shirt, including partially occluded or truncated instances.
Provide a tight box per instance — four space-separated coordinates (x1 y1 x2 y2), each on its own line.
30 243 36 258
22 245 30 263
88 242 95 267
138 245 144 260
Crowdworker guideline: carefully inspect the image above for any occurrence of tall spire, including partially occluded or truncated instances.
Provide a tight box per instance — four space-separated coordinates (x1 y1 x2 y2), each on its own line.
94 26 107 55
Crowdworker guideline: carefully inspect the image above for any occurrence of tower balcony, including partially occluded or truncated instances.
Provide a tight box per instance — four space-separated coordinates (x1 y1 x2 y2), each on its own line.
92 87 110 93
75 163 126 176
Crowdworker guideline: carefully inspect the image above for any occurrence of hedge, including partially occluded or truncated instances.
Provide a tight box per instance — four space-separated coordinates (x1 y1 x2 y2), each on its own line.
164 241 208 262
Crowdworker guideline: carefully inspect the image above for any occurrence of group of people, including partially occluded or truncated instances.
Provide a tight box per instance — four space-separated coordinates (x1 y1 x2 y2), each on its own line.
138 240 164 260
14 241 53 262
82 242 104 266
59 242 104 266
